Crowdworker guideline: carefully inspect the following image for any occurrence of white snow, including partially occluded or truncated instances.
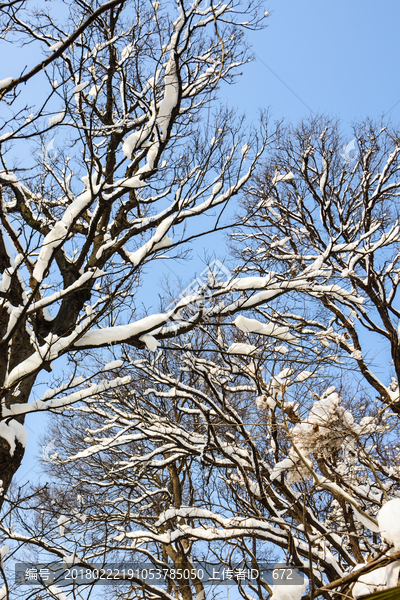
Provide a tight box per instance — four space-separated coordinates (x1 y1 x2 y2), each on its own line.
12 379 129 419
28 269 105 313
353 506 380 533
126 221 173 265
0 132 12 140
122 44 181 162
49 41 63 51
212 181 223 195
0 268 12 293
271 576 308 600
122 130 144 160
62 552 79 568
88 84 98 97
46 585 69 600
139 334 159 352
104 360 124 371
73 81 90 93
271 458 296 480
70 314 164 350
378 499 400 549
153 236 173 252
234 315 297 343
266 386 372 487
275 345 289 354
117 175 147 189
272 171 294 185
57 515 69 536
265 396 277 409
0 170 17 182
0 420 27 455
156 54 180 140
0 77 13 89
308 390 340 428
353 564 388 598
227 343 257 355
33 223 67 281
48 110 66 127
241 143 250 157
121 43 134 61
33 184 100 282
296 371 312 382
230 274 276 291
0 545 9 570
352 560 400 598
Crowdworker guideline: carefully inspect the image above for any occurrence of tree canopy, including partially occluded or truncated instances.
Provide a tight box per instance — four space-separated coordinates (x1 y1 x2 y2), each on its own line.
1 2 400 600
0 0 266 506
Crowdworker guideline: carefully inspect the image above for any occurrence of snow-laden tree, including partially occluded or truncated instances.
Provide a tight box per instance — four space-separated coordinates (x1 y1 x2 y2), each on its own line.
3 318 400 600
1 328 314 600
0 0 268 504
3 118 400 600
231 117 400 417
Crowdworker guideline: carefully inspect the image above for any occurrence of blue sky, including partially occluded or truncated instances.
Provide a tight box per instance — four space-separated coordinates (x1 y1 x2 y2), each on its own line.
12 0 400 501
236 0 400 124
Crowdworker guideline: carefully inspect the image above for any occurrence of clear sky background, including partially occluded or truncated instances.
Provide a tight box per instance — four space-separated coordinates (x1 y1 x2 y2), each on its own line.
11 0 400 506
238 0 400 125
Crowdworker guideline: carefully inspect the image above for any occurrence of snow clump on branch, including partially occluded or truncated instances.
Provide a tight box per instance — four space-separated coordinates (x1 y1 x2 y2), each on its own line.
270 387 375 484
378 498 400 550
